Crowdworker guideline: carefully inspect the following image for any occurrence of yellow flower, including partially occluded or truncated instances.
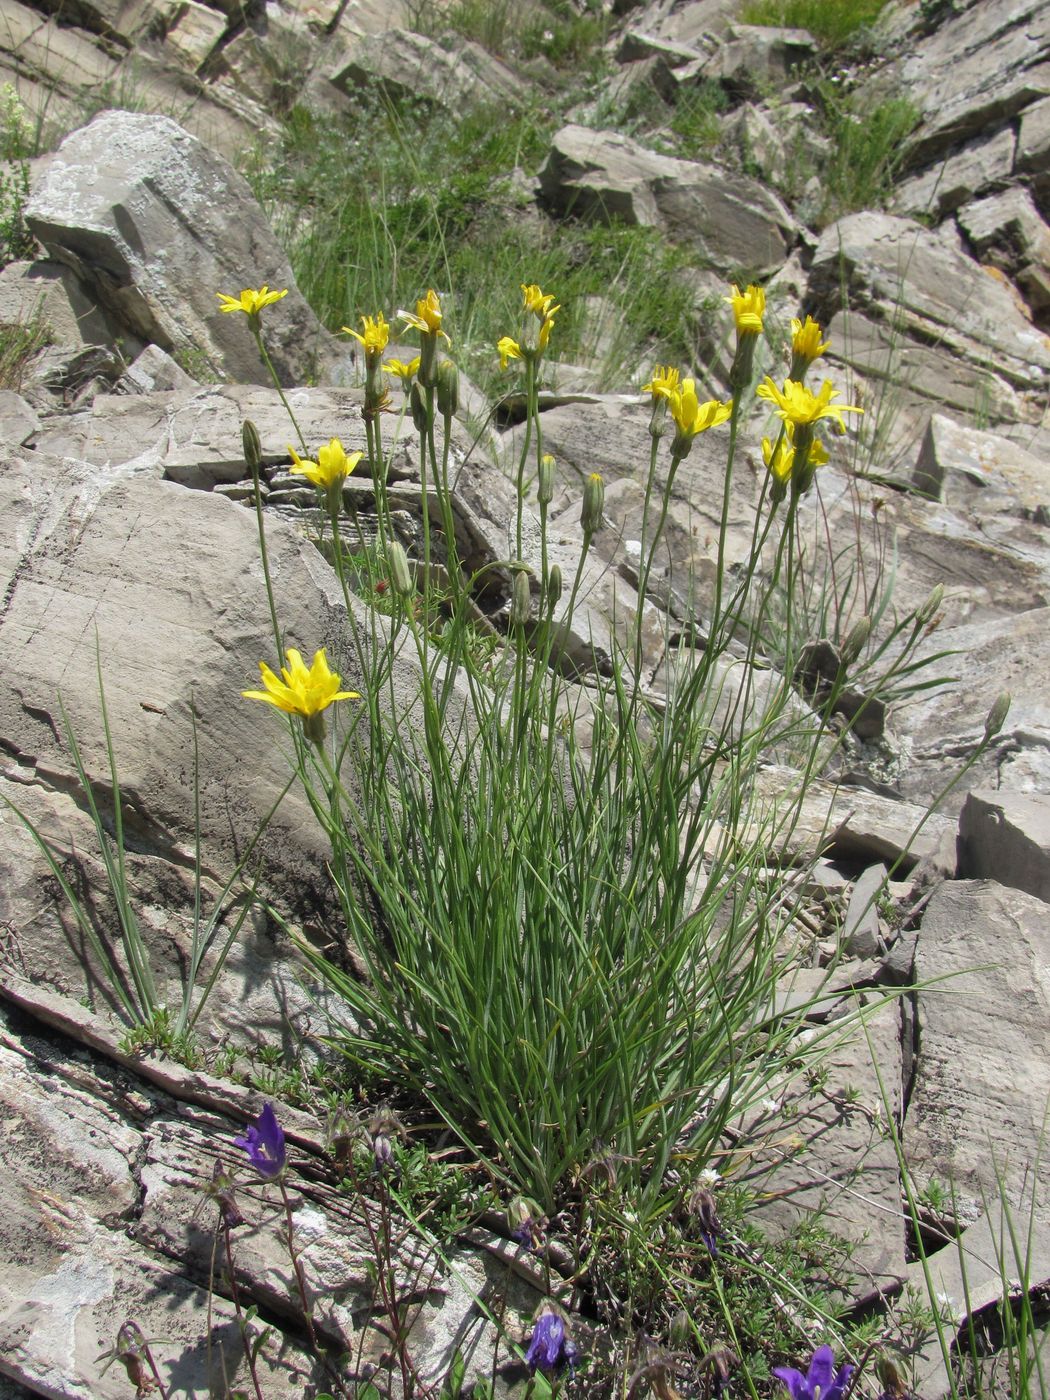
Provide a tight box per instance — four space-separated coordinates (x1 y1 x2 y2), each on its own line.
725 283 765 337
642 365 680 402
521 283 559 318
791 315 830 364
383 355 421 384
242 647 359 717
762 430 829 486
756 377 863 432
668 379 734 441
342 312 390 356
289 439 363 491
216 286 288 318
498 335 523 370
401 289 451 344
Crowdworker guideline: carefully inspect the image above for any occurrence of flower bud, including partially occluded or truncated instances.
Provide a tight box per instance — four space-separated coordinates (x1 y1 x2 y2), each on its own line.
983 691 1011 741
728 335 759 395
510 569 532 629
207 1160 245 1229
242 418 263 475
537 453 556 507
545 564 563 613
409 381 431 434
436 358 459 418
917 583 944 626
387 540 415 599
841 615 871 665
581 471 605 535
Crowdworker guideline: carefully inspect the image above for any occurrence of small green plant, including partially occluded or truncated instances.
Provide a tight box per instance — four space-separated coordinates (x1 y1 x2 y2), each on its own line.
0 312 52 389
0 83 37 267
739 0 895 48
819 90 920 221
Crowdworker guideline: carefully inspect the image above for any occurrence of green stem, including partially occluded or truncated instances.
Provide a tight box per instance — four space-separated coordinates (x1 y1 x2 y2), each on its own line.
252 324 307 453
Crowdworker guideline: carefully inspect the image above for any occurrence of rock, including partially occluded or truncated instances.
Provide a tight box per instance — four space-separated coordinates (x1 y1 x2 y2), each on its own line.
893 607 1050 812
682 23 817 97
0 257 119 354
1017 92 1050 215
887 0 1050 169
841 864 888 958
740 998 906 1307
912 412 1050 518
0 448 355 925
539 125 798 277
905 1204 1050 1400
809 213 1050 440
0 1004 319 1396
0 389 39 449
616 29 703 65
162 0 228 70
892 125 1016 221
0 0 118 91
906 880 1050 1227
957 185 1050 313
114 342 200 394
213 1 326 111
721 101 787 185
958 788 1050 903
330 28 530 112
25 110 337 387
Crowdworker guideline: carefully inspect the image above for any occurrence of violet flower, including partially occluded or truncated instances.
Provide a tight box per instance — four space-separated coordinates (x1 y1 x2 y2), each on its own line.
774 1345 854 1400
525 1308 579 1375
233 1102 287 1180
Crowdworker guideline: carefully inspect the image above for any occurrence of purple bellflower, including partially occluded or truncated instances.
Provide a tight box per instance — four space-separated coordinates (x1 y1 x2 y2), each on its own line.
233 1102 287 1180
774 1345 854 1400
525 1308 580 1375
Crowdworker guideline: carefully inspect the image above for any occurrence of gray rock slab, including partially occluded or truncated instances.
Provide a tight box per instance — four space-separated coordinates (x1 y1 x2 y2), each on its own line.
0 257 118 352
114 342 199 394
738 998 907 1306
0 0 118 89
892 606 1050 812
842 864 889 959
958 788 1050 903
912 412 1050 518
25 110 338 386
0 451 355 922
689 22 817 92
539 124 798 276
331 27 529 111
906 879 1050 1225
905 1203 1050 1400
809 213 1050 402
0 390 39 450
887 0 1050 167
28 383 384 488
892 126 1016 221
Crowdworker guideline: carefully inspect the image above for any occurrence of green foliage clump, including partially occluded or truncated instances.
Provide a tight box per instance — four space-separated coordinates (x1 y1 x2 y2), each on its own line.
0 83 37 268
819 91 920 220
739 0 895 48
242 94 703 396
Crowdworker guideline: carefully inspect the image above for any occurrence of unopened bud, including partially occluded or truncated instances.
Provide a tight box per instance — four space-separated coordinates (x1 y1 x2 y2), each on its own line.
409 381 431 434
917 583 944 626
545 564 563 612
581 471 605 535
510 569 532 629
387 540 415 599
983 691 1011 741
436 358 459 418
537 453 556 507
242 418 263 474
841 615 871 665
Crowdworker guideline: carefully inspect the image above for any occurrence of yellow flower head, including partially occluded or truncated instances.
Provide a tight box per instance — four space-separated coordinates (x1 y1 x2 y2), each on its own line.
401 289 451 344
242 647 359 718
383 355 421 385
669 379 734 440
498 335 523 370
756 376 863 433
289 439 363 491
521 283 559 319
343 312 390 356
762 434 794 487
725 283 765 338
642 365 680 402
216 286 289 318
791 315 830 364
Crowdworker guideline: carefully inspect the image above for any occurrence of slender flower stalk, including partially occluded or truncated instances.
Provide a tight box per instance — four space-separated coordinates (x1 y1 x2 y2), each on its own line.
217 285 306 451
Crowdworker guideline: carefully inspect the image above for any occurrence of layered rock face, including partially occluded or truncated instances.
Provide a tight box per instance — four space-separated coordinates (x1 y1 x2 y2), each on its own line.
2 1 1050 1395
